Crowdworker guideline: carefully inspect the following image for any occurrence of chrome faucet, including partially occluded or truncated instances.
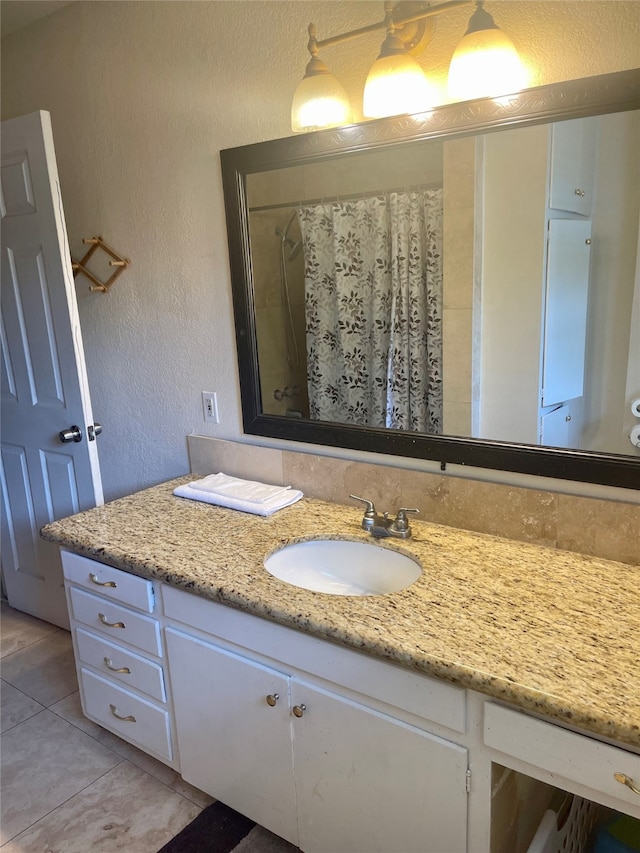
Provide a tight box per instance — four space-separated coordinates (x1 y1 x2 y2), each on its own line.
350 495 419 540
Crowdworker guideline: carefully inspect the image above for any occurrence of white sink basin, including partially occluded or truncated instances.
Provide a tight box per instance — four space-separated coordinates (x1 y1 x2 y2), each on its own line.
264 538 421 596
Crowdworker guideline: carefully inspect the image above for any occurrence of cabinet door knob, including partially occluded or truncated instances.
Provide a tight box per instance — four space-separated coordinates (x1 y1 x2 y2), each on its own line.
98 613 125 629
104 656 131 674
292 703 306 718
109 703 136 723
574 188 585 197
266 693 279 707
89 572 117 588
614 772 640 795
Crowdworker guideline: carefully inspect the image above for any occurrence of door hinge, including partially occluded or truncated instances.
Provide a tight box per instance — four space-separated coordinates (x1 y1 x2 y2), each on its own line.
465 768 472 793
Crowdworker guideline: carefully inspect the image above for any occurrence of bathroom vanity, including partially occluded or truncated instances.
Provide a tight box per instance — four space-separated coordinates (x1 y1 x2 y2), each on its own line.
41 477 640 852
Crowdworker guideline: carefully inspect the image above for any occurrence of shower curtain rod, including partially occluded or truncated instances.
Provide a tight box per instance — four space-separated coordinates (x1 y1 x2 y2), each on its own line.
248 181 442 215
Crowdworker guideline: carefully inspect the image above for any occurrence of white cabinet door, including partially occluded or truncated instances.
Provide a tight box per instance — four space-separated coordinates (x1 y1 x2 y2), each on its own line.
165 628 298 845
540 403 572 448
292 679 469 853
542 219 592 407
549 117 596 215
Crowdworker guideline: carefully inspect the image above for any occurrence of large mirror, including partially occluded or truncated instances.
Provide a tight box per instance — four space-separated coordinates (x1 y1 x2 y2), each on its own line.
221 69 640 490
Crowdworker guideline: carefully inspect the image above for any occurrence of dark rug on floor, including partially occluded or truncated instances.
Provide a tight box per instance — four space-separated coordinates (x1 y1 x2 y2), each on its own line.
158 800 256 853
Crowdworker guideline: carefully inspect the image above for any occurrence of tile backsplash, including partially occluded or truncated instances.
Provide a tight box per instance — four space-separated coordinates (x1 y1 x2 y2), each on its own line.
188 436 639 566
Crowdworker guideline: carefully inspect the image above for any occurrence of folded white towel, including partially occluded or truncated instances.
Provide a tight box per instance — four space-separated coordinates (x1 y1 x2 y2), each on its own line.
189 472 292 504
173 473 303 517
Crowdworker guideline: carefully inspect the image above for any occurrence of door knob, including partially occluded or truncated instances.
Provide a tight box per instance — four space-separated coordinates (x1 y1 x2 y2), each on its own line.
59 425 82 443
266 693 279 707
292 703 306 718
88 423 102 441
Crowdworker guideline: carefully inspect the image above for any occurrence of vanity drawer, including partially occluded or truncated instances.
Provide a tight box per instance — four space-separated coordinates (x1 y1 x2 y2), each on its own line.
62 550 155 613
484 702 640 812
69 587 162 657
75 628 166 702
81 668 172 761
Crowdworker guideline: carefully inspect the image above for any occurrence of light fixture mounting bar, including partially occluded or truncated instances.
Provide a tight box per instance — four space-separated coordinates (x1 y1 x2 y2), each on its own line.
315 0 471 50
392 0 471 27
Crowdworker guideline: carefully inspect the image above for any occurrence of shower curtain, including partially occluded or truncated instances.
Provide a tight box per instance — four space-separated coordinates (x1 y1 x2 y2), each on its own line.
298 189 443 432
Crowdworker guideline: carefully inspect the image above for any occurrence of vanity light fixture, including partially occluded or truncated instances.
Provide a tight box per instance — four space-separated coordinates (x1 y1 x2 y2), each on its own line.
362 3 436 118
291 0 527 132
448 1 527 101
291 23 352 133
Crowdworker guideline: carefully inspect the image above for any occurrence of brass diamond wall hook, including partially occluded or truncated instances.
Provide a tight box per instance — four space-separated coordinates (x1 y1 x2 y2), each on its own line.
71 236 130 293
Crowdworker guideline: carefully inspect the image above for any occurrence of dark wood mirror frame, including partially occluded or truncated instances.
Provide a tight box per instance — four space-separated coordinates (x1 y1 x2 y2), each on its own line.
221 68 640 490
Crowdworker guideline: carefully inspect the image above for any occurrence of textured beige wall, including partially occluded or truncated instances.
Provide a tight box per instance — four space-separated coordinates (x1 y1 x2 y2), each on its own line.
1 1 639 502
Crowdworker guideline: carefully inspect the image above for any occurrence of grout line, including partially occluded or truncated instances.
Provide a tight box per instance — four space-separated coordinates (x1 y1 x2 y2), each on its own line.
0 681 46 734
1 627 69 660
45 696 206 806
47 696 127 759
45 685 81 710
0 760 128 847
0 704 49 737
0 621 208 841
0 631 61 661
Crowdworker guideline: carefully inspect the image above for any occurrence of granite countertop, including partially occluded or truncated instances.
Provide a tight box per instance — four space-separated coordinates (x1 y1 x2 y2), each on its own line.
41 476 640 749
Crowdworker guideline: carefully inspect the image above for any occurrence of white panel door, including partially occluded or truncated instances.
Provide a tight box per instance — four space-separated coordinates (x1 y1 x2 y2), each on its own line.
292 679 469 853
540 403 571 448
541 219 592 407
1 111 103 628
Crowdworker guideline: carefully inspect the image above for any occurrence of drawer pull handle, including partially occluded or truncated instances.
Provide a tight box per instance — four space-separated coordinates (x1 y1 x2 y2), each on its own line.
614 773 640 795
98 613 125 629
292 703 306 718
109 703 136 723
104 656 131 674
266 693 279 707
89 573 116 588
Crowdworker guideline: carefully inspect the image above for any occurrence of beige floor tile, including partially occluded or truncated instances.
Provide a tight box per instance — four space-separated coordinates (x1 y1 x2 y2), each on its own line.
235 825 299 853
1 629 77 707
51 691 214 808
0 680 44 733
2 760 201 853
0 602 59 658
0 709 121 842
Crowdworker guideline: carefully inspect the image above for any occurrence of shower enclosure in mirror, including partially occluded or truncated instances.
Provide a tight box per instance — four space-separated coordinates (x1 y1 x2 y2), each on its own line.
221 69 640 490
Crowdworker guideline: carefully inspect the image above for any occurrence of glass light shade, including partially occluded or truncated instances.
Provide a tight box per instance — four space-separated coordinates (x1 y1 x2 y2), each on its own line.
291 70 352 133
363 52 434 118
448 27 527 101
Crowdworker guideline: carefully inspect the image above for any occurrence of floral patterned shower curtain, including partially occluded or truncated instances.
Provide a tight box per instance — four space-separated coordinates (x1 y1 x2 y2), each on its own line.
298 189 443 432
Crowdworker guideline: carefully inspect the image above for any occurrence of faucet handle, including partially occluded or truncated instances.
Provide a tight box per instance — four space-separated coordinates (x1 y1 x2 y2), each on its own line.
393 507 420 532
349 494 376 518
